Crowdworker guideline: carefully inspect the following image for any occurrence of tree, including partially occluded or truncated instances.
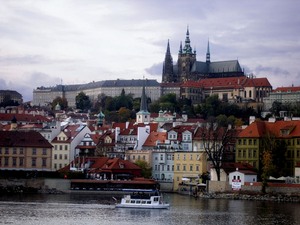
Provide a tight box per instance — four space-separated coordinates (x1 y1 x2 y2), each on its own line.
261 150 273 193
135 160 152 178
51 96 68 110
199 120 236 181
76 92 91 112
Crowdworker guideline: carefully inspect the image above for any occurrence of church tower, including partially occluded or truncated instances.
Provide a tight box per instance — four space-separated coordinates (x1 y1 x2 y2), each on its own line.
206 39 210 63
162 40 175 83
177 27 197 82
136 80 150 124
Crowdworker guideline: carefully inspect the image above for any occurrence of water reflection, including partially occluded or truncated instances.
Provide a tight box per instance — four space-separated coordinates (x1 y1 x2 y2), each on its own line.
0 193 299 225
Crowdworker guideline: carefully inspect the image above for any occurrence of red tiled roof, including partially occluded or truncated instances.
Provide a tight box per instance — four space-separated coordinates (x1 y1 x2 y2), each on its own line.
0 130 52 148
221 162 256 174
243 77 272 87
143 132 167 147
0 113 51 123
239 120 300 138
273 86 300 93
61 157 141 173
181 77 272 89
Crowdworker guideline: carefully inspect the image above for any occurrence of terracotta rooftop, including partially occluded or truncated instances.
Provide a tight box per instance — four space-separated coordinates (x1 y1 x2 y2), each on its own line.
238 120 300 138
0 130 52 148
273 86 300 93
143 132 167 147
0 113 51 123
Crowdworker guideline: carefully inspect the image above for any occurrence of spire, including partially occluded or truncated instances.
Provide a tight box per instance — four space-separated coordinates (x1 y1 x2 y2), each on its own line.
179 41 183 54
206 39 210 63
162 40 174 82
183 26 192 54
166 39 171 56
140 79 148 112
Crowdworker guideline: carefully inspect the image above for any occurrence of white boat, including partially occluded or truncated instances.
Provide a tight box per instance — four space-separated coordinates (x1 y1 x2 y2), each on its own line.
115 192 170 209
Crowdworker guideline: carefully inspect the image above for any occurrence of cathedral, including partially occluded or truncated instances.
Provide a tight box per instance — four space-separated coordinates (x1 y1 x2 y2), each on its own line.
162 28 244 83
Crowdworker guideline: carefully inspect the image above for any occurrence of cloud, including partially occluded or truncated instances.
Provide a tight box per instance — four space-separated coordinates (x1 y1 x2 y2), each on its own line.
254 65 290 76
145 62 163 76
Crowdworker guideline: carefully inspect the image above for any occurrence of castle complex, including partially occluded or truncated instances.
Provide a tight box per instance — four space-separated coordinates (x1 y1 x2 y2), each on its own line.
162 27 244 83
32 28 273 109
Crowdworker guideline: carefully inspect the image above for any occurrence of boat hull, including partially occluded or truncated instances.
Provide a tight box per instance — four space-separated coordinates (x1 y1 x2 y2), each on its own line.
115 203 170 209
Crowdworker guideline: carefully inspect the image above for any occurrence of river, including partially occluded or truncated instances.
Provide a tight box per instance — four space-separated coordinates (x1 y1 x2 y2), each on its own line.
0 193 299 225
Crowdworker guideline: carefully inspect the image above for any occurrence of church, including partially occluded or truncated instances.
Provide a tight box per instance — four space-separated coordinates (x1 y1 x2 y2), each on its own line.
162 28 244 83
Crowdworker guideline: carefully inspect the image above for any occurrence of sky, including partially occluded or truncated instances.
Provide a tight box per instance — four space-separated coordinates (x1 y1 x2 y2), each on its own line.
1 0 300 101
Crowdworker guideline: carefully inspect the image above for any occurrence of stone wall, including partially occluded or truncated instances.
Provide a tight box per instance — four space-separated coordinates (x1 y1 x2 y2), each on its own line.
208 180 300 196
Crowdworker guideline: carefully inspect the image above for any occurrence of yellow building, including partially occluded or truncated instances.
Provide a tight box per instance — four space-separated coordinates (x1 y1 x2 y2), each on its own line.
173 151 206 191
0 131 52 171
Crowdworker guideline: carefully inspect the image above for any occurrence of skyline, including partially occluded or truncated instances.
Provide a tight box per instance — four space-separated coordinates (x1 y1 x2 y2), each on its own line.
1 1 300 101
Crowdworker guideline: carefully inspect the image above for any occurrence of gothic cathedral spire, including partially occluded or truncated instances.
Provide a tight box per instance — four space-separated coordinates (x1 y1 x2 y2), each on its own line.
206 39 210 63
162 39 174 83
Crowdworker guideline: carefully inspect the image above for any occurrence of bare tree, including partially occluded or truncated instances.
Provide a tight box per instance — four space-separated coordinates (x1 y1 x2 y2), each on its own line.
199 120 236 181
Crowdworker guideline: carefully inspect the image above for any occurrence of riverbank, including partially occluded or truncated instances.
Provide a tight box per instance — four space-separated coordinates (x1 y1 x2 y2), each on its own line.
198 192 300 203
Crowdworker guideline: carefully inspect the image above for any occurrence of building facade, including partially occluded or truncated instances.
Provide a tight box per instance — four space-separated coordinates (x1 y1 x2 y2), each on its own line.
32 79 160 107
0 131 52 171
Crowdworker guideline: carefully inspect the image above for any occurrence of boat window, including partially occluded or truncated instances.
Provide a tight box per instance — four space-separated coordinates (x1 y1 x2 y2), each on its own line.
136 200 141 204
130 200 135 203
154 197 159 202
141 201 146 204
125 200 130 203
147 201 151 204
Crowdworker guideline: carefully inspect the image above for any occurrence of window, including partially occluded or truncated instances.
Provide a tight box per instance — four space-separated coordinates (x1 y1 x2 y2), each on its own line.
190 154 193 160
196 165 199 171
177 154 180 160
32 148 36 155
4 157 9 166
5 148 9 154
161 165 164 171
13 148 17 154
253 139 257 145
12 157 17 166
249 139 252 145
190 165 193 171
54 154 57 160
59 145 62 150
172 165 174 171
42 158 47 167
19 157 24 166
167 165 170 171
64 154 68 160
183 165 186 171
42 149 47 155
183 154 186 161
160 154 163 160
19 148 24 155
0 147 2 154
177 165 180 171
32 157 36 167
65 145 68 150
253 150 257 158
59 154 62 160
155 165 157 171
55 145 57 150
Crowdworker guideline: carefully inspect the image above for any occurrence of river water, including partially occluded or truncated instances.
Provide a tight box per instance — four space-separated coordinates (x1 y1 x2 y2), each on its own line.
0 193 299 225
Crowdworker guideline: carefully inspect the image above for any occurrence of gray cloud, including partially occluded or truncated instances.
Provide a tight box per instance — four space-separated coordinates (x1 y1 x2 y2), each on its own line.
145 62 163 76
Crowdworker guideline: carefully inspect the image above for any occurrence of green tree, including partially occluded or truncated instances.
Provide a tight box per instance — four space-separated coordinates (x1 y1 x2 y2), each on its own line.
261 150 273 193
135 160 152 178
51 96 68 110
76 92 91 112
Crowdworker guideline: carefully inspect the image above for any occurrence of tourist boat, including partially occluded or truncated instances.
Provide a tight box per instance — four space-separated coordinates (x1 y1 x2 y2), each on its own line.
115 192 170 209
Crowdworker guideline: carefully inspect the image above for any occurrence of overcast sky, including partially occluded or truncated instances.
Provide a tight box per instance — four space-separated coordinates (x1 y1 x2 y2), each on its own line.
1 0 300 101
